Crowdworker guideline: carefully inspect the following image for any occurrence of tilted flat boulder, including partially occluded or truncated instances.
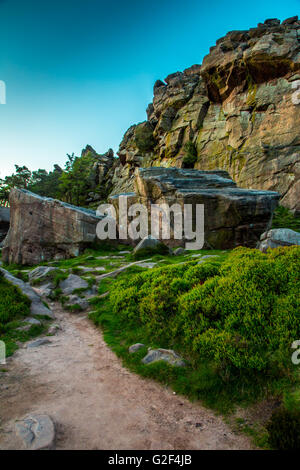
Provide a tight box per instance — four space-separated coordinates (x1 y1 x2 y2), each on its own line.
111 167 280 249
59 274 89 295
2 188 104 265
258 228 300 252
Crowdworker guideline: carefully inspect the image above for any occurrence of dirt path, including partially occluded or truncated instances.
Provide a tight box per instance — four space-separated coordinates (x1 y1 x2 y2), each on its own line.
0 303 253 450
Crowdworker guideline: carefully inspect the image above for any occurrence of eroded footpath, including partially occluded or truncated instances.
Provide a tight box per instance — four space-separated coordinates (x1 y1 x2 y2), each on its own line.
0 302 253 450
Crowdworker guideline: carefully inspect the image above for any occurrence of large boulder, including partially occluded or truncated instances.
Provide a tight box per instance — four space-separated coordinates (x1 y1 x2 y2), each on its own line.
258 228 300 252
114 17 300 214
2 188 104 265
59 274 89 295
110 167 280 249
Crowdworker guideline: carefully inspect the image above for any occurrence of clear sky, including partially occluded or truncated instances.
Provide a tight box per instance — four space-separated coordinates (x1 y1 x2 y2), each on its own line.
0 0 299 177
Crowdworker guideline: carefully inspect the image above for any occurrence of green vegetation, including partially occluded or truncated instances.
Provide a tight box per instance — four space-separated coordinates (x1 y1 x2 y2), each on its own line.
266 407 300 450
0 164 62 205
134 122 156 153
0 150 111 207
90 246 300 438
130 244 170 260
58 152 101 206
272 205 300 232
0 271 44 356
182 141 198 168
1 241 299 449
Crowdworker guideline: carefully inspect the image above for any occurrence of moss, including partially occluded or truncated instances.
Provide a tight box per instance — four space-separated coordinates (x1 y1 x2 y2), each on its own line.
246 83 257 108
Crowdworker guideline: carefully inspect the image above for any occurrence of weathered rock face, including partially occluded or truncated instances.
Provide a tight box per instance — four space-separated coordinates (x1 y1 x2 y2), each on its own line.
2 188 104 265
110 167 280 249
116 16 300 214
0 206 10 243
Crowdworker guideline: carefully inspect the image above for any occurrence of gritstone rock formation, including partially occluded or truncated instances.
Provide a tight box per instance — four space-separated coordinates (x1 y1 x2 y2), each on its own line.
2 188 104 265
114 16 300 215
110 167 280 249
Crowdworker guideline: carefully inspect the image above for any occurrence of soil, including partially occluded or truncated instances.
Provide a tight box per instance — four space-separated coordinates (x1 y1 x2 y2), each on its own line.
0 303 253 450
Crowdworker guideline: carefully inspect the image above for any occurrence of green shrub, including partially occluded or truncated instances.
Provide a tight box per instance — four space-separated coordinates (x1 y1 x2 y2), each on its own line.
182 141 197 168
0 272 30 328
267 407 300 450
134 122 156 153
272 206 300 232
109 246 300 373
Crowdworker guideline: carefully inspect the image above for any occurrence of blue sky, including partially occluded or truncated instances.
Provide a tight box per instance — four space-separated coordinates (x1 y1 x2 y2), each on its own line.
0 0 299 177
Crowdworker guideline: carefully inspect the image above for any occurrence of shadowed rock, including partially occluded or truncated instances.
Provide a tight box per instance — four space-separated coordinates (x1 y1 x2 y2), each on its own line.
0 206 9 243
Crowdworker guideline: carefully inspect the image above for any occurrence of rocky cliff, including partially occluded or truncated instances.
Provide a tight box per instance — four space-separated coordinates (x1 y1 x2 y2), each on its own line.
115 16 300 215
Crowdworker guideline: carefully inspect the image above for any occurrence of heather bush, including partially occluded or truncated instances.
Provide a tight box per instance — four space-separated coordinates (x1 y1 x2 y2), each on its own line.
109 246 300 373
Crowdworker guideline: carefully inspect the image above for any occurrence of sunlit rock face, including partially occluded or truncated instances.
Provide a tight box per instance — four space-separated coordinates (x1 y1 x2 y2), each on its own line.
2 188 104 265
115 16 300 215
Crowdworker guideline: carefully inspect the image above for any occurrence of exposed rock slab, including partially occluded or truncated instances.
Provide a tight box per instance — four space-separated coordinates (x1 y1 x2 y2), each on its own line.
0 268 55 319
59 274 89 295
258 228 300 251
27 338 52 348
129 343 145 353
15 414 55 450
2 188 104 265
142 348 186 367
